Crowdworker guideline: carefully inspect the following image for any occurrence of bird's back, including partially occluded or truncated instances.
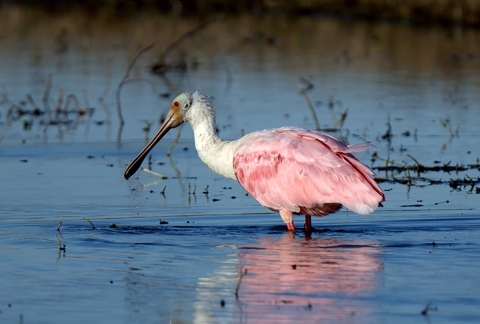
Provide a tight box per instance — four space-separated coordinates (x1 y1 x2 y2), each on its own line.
233 127 385 215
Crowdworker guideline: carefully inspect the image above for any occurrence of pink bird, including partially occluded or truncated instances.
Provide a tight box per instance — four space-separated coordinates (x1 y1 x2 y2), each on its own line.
124 91 385 231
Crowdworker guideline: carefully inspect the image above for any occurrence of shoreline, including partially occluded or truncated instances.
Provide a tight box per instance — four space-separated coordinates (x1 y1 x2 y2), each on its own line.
1 1 479 28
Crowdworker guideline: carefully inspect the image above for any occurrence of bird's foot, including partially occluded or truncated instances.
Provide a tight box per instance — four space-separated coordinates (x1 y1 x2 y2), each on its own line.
286 222 296 231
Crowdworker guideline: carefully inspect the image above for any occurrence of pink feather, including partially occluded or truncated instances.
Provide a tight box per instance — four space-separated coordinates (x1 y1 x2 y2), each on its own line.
233 127 385 217
125 91 385 231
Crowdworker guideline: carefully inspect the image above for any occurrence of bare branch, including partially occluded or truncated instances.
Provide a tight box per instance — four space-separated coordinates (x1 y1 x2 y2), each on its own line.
116 43 155 125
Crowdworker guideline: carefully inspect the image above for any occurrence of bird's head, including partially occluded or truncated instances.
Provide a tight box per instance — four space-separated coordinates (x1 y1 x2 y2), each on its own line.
124 92 193 180
167 92 193 127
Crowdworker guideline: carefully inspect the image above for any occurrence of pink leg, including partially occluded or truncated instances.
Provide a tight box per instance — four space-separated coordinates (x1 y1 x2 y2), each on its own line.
304 215 312 232
279 209 295 231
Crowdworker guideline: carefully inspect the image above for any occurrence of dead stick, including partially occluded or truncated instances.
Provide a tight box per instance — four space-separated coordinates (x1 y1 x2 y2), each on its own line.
407 153 424 176
167 124 183 156
99 58 112 101
406 154 421 165
160 19 217 64
83 217 95 229
42 73 53 122
116 43 155 125
56 219 63 231
26 94 39 111
1 93 24 117
332 108 349 130
235 268 247 299
299 87 320 130
141 167 167 179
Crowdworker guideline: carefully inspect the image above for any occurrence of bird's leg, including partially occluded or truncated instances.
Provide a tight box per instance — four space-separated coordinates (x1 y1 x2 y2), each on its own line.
304 215 313 232
279 209 295 231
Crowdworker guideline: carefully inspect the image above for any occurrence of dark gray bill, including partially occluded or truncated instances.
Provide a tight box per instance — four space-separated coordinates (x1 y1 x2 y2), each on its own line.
124 113 175 180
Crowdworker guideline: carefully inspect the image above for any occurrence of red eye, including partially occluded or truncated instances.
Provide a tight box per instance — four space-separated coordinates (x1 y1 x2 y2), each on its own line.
173 101 180 108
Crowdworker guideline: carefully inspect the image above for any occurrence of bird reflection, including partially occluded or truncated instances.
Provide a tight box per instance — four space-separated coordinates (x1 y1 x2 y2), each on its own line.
234 232 382 323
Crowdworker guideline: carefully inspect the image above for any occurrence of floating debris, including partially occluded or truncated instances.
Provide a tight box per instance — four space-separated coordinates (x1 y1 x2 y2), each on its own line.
57 236 66 252
372 152 480 192
83 217 95 229
420 302 438 315
141 167 167 179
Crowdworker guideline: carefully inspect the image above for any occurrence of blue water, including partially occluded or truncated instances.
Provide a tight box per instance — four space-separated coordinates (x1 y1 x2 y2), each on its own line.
1 14 480 323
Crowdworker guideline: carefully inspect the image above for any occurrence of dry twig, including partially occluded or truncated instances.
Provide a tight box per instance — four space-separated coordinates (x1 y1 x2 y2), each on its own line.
116 43 155 125
299 86 320 130
235 268 248 299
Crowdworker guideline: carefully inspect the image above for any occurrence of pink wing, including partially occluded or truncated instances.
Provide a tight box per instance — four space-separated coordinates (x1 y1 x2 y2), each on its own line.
233 127 385 216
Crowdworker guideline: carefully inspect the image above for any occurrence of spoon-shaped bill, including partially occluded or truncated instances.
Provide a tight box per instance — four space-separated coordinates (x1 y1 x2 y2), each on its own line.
124 112 177 180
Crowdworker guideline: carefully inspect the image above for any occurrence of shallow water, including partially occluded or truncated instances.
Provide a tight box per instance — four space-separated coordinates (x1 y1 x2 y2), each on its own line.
1 12 480 323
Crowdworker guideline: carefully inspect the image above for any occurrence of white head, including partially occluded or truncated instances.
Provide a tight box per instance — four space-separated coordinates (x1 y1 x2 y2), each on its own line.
124 91 213 179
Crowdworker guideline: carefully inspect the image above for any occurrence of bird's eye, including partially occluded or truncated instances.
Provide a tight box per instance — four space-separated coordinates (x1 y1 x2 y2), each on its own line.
173 101 180 108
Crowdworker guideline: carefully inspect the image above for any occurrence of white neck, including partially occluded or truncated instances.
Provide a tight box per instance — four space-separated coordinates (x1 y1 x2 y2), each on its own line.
186 92 238 180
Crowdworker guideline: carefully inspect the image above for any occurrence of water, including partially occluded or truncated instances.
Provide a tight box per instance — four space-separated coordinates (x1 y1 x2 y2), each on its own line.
1 12 480 323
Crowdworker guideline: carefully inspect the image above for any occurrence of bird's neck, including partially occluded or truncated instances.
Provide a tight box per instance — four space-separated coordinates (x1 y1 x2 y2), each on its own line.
189 113 237 180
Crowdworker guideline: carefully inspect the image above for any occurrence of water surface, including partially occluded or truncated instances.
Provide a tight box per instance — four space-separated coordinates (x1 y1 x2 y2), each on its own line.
1 12 480 323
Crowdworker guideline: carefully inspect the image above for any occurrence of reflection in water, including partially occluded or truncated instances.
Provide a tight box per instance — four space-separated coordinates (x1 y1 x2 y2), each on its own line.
195 233 382 323
237 233 382 323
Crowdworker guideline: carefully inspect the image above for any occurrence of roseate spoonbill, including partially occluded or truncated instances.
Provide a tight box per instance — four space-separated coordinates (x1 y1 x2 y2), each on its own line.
124 91 385 231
